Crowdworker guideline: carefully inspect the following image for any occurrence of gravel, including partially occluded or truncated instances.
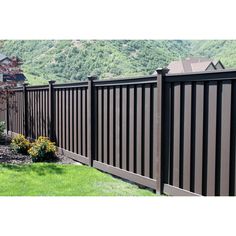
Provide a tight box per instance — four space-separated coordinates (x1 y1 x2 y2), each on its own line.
0 136 79 165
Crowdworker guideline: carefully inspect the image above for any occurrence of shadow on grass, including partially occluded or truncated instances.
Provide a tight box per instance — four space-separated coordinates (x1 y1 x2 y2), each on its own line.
0 163 65 176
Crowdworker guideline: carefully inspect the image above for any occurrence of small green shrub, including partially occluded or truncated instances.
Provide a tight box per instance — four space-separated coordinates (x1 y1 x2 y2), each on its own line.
0 121 5 139
28 136 56 162
11 134 31 154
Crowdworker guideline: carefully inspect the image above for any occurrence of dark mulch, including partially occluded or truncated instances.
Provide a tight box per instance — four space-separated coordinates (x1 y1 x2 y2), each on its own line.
0 135 78 165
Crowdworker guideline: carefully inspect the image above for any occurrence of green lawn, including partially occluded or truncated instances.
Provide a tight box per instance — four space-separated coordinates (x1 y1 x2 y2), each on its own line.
0 163 155 196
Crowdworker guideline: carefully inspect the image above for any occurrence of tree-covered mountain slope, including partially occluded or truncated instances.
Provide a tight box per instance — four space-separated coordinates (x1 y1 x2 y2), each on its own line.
0 40 235 85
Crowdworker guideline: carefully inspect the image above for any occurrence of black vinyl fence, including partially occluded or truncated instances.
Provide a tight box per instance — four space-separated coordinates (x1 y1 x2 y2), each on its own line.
1 69 236 196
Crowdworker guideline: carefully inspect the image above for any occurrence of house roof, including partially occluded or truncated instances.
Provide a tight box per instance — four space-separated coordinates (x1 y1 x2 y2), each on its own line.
167 57 224 74
214 60 225 69
3 73 26 81
191 61 215 72
0 53 9 61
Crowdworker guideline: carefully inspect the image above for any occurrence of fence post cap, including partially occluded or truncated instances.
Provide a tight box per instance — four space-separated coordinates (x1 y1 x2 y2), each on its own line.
156 68 169 75
88 75 97 81
48 80 56 84
23 82 29 87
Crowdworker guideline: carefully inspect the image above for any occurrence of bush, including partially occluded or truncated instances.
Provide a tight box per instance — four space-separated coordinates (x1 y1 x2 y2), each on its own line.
28 136 56 162
11 134 31 154
0 121 5 139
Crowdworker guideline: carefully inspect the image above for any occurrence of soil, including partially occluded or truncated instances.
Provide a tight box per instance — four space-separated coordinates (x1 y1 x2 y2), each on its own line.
0 135 79 165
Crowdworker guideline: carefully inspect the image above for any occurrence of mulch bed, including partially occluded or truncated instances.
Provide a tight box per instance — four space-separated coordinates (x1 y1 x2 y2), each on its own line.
0 135 78 165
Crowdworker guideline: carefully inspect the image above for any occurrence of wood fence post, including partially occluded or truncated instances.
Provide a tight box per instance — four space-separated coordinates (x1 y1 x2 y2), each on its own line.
88 75 97 166
156 68 169 194
48 80 56 141
23 83 29 137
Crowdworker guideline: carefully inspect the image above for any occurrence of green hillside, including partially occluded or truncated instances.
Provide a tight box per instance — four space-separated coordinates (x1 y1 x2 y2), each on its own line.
190 40 236 68
0 40 236 85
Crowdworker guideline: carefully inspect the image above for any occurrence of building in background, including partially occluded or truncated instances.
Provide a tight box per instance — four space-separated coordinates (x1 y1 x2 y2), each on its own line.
0 53 26 86
167 57 225 74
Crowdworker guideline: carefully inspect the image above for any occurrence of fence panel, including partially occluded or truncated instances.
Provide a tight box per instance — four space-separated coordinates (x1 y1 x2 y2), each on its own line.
163 70 236 196
27 86 49 139
93 77 158 189
8 89 24 135
54 82 89 164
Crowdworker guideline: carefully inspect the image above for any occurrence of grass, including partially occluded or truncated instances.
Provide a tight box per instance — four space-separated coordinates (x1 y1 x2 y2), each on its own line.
0 163 155 196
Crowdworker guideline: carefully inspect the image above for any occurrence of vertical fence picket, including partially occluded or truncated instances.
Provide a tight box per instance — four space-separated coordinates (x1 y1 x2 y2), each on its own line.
220 81 231 196
109 87 115 166
183 83 192 191
194 82 204 195
129 85 135 173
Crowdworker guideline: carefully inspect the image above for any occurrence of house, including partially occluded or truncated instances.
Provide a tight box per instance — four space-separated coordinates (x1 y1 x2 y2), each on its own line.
0 53 26 86
167 57 225 74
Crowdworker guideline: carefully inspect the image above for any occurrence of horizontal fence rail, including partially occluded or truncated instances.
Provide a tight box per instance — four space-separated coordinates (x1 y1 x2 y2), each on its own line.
1 69 236 196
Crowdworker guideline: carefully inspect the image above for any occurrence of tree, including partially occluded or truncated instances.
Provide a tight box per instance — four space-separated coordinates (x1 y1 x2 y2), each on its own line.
0 56 23 112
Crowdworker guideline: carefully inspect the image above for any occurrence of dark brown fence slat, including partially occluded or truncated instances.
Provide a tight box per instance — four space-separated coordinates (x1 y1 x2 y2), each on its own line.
144 84 151 178
31 91 34 138
172 83 181 187
136 85 142 175
66 89 70 150
206 82 217 196
45 90 48 137
42 89 46 136
12 94 15 132
14 92 17 133
220 81 232 196
152 85 158 180
38 90 41 136
45 89 48 137
82 88 87 156
55 90 58 144
194 82 204 195
36 90 39 137
115 86 121 168
230 81 236 195
183 83 192 191
97 88 103 162
62 89 66 149
129 86 135 173
122 86 127 170
38 90 41 137
58 89 62 147
40 90 43 136
70 89 74 152
78 89 82 155
103 87 108 164
74 89 78 154
16 92 18 133
163 82 172 185
109 87 114 166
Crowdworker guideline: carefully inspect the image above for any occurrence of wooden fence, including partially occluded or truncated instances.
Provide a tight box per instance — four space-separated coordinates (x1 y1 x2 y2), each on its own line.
2 69 236 196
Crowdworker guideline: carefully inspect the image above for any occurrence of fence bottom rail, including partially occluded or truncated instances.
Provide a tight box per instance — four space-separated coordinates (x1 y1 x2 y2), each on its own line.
93 160 157 190
163 184 201 196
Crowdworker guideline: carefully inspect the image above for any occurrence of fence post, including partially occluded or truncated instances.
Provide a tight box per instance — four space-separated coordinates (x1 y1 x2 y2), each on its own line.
48 80 56 141
156 68 169 194
23 83 29 137
5 91 9 135
87 75 97 166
